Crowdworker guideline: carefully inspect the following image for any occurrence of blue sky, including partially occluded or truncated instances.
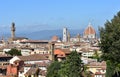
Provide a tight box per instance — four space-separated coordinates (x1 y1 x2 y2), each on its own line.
0 0 120 33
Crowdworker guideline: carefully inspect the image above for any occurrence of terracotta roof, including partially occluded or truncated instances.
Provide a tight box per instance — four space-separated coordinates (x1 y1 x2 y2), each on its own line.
20 40 49 43
73 43 81 47
61 49 71 54
84 25 96 35
54 48 71 56
97 66 106 70
39 70 46 76
25 67 39 76
95 72 102 75
101 67 106 70
95 72 105 75
54 49 65 56
18 54 49 61
35 62 48 67
24 64 33 67
89 61 106 66
51 36 59 41
80 48 91 52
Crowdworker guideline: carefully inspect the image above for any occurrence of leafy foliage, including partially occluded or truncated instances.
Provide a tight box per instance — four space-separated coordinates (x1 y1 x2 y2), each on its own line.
92 51 101 61
47 51 83 77
46 61 61 77
6 48 22 56
59 51 83 77
99 11 120 77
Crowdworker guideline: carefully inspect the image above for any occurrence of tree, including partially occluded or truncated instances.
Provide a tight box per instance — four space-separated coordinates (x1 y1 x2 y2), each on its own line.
46 61 61 77
59 51 83 77
99 11 120 77
46 51 86 77
6 48 22 56
92 50 101 61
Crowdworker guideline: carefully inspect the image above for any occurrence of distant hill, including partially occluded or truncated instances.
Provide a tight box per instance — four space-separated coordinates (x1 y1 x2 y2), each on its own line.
24 29 84 40
0 29 99 40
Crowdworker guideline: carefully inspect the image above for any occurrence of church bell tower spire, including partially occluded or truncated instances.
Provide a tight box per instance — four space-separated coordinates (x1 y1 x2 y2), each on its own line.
11 22 15 39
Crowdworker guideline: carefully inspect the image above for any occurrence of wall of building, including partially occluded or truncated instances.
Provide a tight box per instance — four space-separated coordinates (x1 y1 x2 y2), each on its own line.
7 64 18 76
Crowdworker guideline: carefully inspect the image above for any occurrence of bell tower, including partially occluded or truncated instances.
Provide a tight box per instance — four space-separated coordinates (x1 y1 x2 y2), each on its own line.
67 31 70 42
77 33 80 42
11 22 15 39
63 27 67 42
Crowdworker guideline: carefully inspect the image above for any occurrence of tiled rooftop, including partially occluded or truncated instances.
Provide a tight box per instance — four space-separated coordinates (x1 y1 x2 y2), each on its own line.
18 54 49 61
25 67 39 76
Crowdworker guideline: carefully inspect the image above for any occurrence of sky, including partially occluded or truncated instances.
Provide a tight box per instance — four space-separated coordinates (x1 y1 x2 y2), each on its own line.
0 0 120 33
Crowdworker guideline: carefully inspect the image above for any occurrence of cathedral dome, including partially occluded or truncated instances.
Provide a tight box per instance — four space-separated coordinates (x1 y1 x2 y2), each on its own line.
84 24 96 35
51 36 59 41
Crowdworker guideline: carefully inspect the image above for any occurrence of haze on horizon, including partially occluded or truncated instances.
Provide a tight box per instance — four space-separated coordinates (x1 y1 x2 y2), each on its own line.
0 0 120 34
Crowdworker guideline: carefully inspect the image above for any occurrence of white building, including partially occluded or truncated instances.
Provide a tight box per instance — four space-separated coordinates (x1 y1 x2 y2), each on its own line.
63 27 68 42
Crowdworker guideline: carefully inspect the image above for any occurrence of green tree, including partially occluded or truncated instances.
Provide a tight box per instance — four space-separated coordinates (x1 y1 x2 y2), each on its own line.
59 51 83 77
46 61 61 77
92 51 101 61
6 48 22 56
99 11 120 77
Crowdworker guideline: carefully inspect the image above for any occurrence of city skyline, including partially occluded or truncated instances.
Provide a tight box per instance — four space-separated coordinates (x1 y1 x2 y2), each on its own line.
0 1 120 76
0 0 120 33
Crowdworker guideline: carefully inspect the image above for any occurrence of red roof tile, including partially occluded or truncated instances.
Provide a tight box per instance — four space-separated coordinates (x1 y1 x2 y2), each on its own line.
35 62 48 67
95 72 105 75
84 25 96 35
54 49 65 56
39 70 46 76
51 36 59 41
89 61 106 66
25 67 39 76
18 54 49 61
